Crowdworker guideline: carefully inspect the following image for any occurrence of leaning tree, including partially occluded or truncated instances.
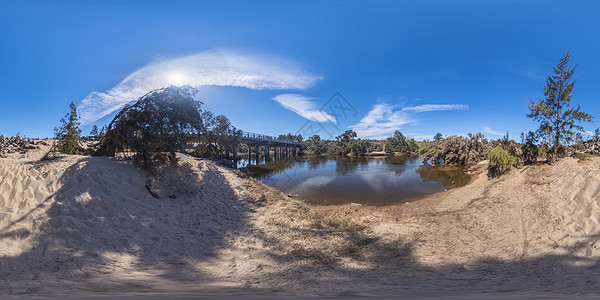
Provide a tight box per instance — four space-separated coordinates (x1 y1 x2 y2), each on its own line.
94 86 203 169
527 51 593 160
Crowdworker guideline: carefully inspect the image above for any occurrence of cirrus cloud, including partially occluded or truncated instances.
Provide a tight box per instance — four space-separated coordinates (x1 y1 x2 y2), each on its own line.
272 94 336 123
350 102 469 139
78 50 323 124
349 103 413 139
402 104 469 113
483 125 504 136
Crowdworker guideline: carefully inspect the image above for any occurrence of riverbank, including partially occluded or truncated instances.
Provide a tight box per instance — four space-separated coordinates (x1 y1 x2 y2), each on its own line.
2 144 600 298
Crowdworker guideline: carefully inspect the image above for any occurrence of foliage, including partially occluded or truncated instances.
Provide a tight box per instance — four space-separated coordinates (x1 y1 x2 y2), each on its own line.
194 111 241 158
95 86 203 169
336 130 357 144
333 130 370 155
347 139 369 154
305 134 328 155
89 125 99 137
277 133 303 142
433 132 444 142
527 51 593 161
419 133 490 165
497 131 521 159
55 102 82 155
488 146 518 177
520 131 539 164
386 130 418 153
99 125 107 136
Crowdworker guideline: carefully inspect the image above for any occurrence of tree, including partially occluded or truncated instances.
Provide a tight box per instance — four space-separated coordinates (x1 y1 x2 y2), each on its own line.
520 131 539 164
276 133 302 142
95 86 203 168
55 102 82 154
89 125 99 137
196 111 241 158
527 51 593 160
99 125 107 136
336 130 357 144
305 134 327 154
433 132 444 142
386 130 418 153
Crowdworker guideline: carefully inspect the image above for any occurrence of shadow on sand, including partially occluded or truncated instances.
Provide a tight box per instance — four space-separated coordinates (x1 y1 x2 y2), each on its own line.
0 157 250 294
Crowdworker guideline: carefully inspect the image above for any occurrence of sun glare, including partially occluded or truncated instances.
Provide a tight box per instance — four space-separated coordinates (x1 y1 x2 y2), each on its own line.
167 72 187 85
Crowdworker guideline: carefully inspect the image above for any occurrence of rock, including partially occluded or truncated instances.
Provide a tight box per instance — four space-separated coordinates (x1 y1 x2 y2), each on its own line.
350 202 362 206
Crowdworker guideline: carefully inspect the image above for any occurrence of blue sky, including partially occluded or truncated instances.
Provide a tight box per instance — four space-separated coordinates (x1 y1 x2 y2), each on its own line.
1 0 600 140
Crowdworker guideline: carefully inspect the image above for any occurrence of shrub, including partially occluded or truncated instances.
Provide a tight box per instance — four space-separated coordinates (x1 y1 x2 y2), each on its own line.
488 146 518 177
419 133 491 165
520 131 539 164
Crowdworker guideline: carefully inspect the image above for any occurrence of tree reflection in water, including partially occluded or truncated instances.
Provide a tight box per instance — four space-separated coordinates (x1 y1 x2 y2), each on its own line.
415 163 470 188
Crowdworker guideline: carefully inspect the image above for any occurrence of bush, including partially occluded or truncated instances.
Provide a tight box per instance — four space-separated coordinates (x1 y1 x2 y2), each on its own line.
520 131 539 164
419 133 491 165
488 146 518 177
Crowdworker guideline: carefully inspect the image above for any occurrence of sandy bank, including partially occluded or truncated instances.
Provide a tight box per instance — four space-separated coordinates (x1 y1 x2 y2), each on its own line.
2 145 600 298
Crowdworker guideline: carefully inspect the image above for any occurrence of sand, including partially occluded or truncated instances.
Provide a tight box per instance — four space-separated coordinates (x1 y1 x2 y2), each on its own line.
1 145 600 298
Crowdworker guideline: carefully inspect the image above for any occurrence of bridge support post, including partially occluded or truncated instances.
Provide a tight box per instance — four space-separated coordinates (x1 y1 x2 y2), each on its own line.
248 146 251 164
255 146 259 163
233 146 237 168
265 143 269 159
180 136 187 154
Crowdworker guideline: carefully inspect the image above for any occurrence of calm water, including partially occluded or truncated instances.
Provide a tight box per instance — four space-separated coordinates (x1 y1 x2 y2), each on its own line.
239 156 470 206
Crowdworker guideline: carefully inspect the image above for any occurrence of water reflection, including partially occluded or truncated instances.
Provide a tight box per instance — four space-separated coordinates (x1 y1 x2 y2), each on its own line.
415 163 470 188
240 155 470 205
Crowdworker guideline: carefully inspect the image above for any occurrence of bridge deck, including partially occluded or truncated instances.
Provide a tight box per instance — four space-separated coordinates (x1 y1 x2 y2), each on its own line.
184 131 299 146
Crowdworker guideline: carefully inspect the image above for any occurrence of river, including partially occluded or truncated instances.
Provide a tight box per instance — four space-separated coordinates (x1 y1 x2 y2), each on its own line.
239 155 470 205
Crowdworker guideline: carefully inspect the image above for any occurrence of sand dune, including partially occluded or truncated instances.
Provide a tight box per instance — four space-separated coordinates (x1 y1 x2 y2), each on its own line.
2 147 600 298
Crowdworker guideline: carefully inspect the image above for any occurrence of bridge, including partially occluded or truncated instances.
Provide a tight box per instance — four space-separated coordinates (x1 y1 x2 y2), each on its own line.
184 131 301 162
239 131 300 161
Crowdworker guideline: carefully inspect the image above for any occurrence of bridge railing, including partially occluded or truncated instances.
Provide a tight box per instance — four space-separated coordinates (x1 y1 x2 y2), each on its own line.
241 131 298 143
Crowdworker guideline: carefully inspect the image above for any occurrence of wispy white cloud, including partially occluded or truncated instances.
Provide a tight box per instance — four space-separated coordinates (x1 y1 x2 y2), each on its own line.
78 50 322 124
511 66 543 80
483 125 504 136
349 103 413 139
402 104 469 113
349 102 469 139
406 133 434 140
272 94 335 123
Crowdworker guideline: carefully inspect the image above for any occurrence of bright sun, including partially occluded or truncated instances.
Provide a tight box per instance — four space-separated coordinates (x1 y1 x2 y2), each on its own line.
167 72 187 85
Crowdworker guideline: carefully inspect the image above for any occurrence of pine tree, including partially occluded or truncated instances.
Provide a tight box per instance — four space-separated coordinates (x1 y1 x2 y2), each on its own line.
526 51 593 160
89 125 99 137
55 102 82 154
